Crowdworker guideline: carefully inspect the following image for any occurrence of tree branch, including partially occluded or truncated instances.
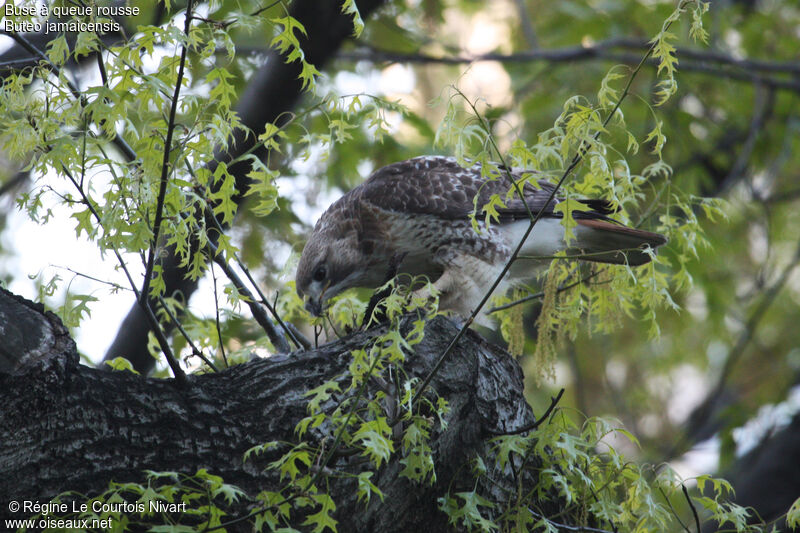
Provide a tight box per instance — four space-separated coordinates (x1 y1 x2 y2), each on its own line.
337 41 800 93
1 291 543 532
487 269 603 314
141 0 195 303
492 388 565 436
206 238 292 354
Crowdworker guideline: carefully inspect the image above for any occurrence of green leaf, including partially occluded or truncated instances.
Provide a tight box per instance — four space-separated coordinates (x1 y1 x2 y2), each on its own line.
787 496 800 528
493 434 529 470
207 67 237 109
74 32 99 58
302 493 337 533
270 16 308 56
650 31 678 78
304 381 341 414
60 293 98 328
481 193 506 227
644 120 666 156
71 208 96 238
149 264 166 298
341 0 365 36
258 123 289 152
270 16 319 91
597 67 625 108
105 357 141 374
207 163 238 225
295 414 325 438
243 441 280 462
354 418 394 467
440 491 498 532
552 198 577 243
47 35 70 65
356 471 384 504
268 445 312 481
690 3 710 44
216 483 245 505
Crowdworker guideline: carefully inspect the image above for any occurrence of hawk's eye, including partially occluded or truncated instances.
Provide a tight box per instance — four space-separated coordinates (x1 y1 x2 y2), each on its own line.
312 264 327 282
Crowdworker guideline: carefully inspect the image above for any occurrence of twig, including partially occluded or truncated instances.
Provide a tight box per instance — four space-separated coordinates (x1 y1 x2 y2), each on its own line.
762 186 800 204
487 269 604 314
157 295 220 372
491 388 565 435
719 239 800 384
361 251 407 328
252 0 286 18
206 240 292 353
205 206 307 350
512 0 538 49
528 509 617 533
314 324 322 349
209 260 229 368
141 0 195 302
682 236 800 446
95 48 108 86
717 85 774 195
658 486 691 533
682 484 701 533
340 37 800 74
0 171 28 199
0 57 39 71
190 0 285 29
49 265 131 293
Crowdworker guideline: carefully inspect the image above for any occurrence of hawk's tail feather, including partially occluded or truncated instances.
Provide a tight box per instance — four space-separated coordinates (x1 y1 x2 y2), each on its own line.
573 219 667 266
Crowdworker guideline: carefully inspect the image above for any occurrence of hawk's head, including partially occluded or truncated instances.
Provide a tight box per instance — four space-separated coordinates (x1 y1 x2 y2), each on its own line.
295 185 392 317
296 227 369 317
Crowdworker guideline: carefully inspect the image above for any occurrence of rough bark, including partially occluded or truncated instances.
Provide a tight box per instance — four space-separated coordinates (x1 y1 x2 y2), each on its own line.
0 287 540 531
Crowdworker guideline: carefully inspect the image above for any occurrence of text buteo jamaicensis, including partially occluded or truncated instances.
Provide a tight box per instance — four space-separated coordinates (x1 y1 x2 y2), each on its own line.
296 156 666 319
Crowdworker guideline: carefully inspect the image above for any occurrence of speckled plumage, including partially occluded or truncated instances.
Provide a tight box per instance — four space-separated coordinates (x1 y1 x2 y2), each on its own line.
296 156 666 319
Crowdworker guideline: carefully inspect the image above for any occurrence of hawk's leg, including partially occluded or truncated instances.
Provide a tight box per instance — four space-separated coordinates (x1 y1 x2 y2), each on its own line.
361 252 408 329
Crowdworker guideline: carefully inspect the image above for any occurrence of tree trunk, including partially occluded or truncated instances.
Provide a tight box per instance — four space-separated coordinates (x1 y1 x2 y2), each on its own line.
0 287 540 531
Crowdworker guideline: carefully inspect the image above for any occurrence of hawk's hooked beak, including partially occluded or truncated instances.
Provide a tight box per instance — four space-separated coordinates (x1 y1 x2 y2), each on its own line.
304 280 330 317
304 297 323 317
303 280 331 316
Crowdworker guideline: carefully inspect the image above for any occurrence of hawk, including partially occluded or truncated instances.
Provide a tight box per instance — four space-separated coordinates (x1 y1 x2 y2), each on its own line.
296 156 666 320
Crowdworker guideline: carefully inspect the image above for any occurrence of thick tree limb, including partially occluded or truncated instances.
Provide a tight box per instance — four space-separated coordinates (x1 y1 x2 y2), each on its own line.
0 287 544 532
0 287 75 374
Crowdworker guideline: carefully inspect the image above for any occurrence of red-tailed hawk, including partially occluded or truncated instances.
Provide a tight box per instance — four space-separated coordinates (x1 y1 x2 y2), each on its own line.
296 156 666 319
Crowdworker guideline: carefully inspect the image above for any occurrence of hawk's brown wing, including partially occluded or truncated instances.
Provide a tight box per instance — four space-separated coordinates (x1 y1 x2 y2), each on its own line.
357 156 616 223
